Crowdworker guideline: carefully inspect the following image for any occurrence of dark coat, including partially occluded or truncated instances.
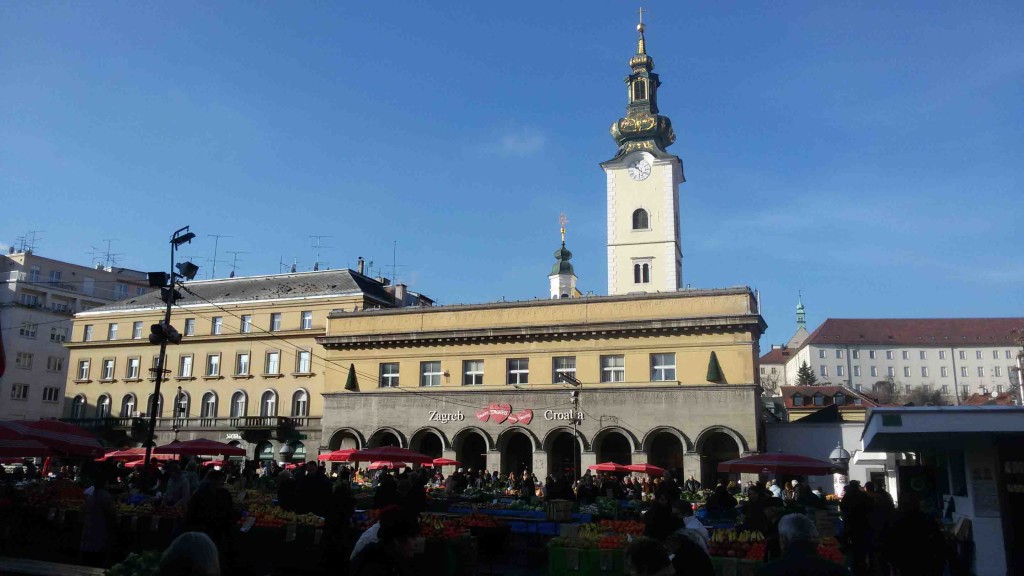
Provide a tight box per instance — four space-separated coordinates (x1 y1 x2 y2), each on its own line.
755 546 850 576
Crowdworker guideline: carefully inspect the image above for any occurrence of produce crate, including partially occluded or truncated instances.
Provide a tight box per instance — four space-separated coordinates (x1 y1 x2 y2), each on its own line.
588 549 625 574
546 500 574 522
710 557 738 576
549 546 593 575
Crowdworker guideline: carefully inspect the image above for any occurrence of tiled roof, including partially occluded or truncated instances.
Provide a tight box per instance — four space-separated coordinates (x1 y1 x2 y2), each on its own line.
759 347 793 365
79 269 394 313
804 318 1024 348
962 392 1017 406
780 385 878 409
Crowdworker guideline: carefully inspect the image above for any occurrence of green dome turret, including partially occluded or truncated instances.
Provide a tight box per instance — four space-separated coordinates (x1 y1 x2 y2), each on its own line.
551 243 575 276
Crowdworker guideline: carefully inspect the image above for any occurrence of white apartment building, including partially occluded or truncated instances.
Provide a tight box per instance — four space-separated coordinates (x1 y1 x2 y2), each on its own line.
777 318 1024 401
0 249 151 419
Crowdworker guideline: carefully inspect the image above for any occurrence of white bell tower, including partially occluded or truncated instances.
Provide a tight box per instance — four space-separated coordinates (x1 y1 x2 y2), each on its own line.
549 213 578 299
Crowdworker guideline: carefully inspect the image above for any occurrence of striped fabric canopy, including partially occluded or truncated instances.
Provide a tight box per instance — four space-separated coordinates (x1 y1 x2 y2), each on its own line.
0 420 104 457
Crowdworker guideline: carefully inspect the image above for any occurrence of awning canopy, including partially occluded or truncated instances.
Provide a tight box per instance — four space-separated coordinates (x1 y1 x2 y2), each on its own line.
862 406 1024 452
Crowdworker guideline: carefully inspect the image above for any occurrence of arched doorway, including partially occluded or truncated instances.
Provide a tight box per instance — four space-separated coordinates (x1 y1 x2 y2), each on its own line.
546 431 581 479
700 432 740 486
647 432 685 473
287 441 306 463
413 433 443 459
455 432 488 472
368 429 402 448
328 429 362 450
597 431 633 466
500 431 534 476
254 441 274 462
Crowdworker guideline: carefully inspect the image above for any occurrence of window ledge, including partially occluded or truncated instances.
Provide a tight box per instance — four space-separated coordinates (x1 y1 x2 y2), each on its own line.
232 374 254 379
98 378 117 384
124 378 143 383
290 372 315 378
261 373 284 379
174 376 196 381
630 228 652 232
202 375 224 380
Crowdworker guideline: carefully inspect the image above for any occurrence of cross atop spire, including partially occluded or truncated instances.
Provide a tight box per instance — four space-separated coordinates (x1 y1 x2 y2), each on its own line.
636 7 648 54
559 212 569 245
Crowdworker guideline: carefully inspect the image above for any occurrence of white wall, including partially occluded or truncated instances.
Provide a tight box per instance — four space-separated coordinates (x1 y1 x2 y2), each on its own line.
765 422 882 494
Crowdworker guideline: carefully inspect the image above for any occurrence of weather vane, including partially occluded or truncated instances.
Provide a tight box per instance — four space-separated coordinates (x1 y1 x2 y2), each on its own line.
559 212 569 244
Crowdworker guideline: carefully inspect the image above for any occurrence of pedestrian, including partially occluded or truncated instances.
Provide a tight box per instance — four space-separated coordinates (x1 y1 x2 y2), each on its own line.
644 493 680 541
625 537 675 576
884 493 947 576
755 513 848 576
684 475 701 493
665 531 716 576
159 531 221 576
768 479 783 499
350 508 419 576
840 480 873 576
80 473 117 568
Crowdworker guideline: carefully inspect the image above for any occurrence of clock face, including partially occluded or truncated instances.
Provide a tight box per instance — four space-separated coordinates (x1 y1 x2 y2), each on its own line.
627 159 651 181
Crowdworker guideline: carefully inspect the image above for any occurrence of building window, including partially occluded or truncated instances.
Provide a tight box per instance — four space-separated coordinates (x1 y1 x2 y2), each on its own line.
976 350 983 360
552 356 576 384
836 365 845 377
834 393 846 405
632 209 649 230
887 366 895 378
463 360 484 386
819 350 827 359
760 367 766 375
836 350 844 359
771 367 777 374
901 351 910 360
41 386 60 403
941 366 948 378
301 311 313 330
77 359 91 380
48 269 62 283
997 385 1004 394
1007 350 1013 359
792 393 804 407
132 321 143 339
179 355 193 378
212 317 223 335
19 292 41 307
992 350 999 360
291 390 308 417
15 352 33 370
853 366 861 377
127 357 140 379
903 366 911 378
819 365 828 377
939 350 946 360
148 393 163 417
870 366 878 377
96 395 111 418
265 352 280 375
960 366 968 377
507 359 530 385
977 366 984 377
201 392 217 418
270 313 282 332
601 355 625 382
107 323 118 340
11 384 29 401
46 356 64 372
241 315 252 333
633 263 650 284
813 393 824 406
961 385 969 395
136 286 147 296
868 350 876 360
84 325 94 341
184 318 195 336
207 354 221 377
260 390 277 416
71 395 86 418
650 353 676 381
28 267 40 282
101 359 115 380
958 350 966 360
905 384 912 394
173 391 190 418
852 350 860 360
19 322 37 338
421 361 443 387
236 353 250 376
296 350 312 374
114 283 129 299
379 363 400 388
919 351 927 360
231 392 247 417
921 367 929 377
886 351 894 360
995 366 1002 377
941 385 949 395
922 384 931 393
854 384 862 392
51 326 69 342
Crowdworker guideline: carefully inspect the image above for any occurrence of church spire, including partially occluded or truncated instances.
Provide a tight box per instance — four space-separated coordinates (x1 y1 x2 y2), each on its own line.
549 213 577 299
796 291 806 328
608 12 676 160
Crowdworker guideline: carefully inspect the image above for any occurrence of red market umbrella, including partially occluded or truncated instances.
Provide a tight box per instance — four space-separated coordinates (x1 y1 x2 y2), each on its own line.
0 420 103 457
588 462 628 472
431 457 461 467
625 463 667 476
367 461 407 470
202 460 226 467
716 453 837 476
349 446 433 464
153 439 246 457
317 449 358 462
0 427 49 457
98 448 149 461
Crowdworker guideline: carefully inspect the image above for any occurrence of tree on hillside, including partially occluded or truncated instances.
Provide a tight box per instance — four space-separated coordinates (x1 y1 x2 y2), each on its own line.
871 380 899 404
903 387 949 406
796 361 818 386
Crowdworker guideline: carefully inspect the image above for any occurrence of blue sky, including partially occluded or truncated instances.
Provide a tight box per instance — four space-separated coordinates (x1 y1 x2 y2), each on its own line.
2 1 1022 343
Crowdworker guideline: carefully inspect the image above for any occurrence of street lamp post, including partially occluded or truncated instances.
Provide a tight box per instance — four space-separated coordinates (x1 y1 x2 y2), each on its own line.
560 373 583 480
143 227 198 465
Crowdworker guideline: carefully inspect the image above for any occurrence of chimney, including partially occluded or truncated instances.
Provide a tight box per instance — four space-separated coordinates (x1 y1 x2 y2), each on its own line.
394 283 407 305
357 257 365 275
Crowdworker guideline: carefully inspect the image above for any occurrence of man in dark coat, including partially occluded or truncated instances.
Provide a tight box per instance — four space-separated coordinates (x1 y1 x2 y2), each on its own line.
756 513 849 576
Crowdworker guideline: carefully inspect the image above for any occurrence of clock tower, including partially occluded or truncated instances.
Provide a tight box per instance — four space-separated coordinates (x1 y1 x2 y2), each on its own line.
601 17 684 295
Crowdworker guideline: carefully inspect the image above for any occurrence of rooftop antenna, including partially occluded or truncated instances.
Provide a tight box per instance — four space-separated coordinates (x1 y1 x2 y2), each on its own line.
225 251 248 278
17 230 44 253
392 240 397 285
101 239 122 268
279 256 288 274
207 234 232 279
310 235 333 272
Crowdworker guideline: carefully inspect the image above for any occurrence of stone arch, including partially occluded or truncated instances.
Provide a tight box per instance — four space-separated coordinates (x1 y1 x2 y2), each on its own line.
452 426 495 452
368 427 407 448
496 426 541 452
641 426 693 453
409 426 450 457
593 426 639 465
542 426 591 452
593 426 640 454
694 425 749 454
328 427 365 451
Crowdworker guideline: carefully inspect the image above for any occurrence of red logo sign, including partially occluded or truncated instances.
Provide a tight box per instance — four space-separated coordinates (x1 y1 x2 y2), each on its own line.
488 402 512 424
475 408 491 423
509 410 533 425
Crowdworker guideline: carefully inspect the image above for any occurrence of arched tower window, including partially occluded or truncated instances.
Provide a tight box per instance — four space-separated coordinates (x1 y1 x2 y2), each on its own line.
632 79 647 101
632 208 649 230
